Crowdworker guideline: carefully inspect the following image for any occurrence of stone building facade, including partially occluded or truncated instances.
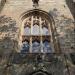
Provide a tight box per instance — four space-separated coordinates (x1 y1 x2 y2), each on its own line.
0 0 75 75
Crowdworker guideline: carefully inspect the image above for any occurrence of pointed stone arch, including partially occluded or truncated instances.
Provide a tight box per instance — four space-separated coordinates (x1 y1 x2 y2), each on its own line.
30 70 52 75
19 9 60 53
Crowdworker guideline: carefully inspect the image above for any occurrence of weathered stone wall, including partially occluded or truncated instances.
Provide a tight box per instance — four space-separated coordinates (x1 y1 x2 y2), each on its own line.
0 15 19 54
0 0 75 53
0 0 75 75
50 9 75 53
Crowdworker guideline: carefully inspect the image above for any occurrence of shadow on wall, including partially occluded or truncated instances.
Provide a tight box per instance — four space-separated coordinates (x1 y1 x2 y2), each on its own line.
0 0 6 12
0 37 18 54
66 0 75 20
0 15 19 56
49 8 75 53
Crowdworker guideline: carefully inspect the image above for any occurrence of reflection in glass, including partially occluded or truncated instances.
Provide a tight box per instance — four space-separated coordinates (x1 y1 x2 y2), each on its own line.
32 40 40 53
33 24 40 35
42 27 49 35
43 40 52 53
21 41 29 53
24 27 30 35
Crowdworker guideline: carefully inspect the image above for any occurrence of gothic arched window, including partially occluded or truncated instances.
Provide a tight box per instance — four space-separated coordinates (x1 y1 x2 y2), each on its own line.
20 9 57 53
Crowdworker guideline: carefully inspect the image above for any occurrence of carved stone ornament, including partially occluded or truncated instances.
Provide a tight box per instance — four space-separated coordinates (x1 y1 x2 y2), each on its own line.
32 0 39 8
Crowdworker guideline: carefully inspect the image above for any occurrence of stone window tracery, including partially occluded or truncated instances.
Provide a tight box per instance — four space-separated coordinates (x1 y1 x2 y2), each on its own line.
20 11 56 53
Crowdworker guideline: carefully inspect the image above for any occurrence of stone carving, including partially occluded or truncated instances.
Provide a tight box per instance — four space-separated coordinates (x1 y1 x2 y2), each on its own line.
32 0 39 7
8 54 68 75
32 0 39 4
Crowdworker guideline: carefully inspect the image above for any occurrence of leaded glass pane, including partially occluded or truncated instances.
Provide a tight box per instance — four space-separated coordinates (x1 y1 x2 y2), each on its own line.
32 40 40 53
24 27 30 35
43 40 52 53
42 27 49 35
33 24 40 35
21 41 30 53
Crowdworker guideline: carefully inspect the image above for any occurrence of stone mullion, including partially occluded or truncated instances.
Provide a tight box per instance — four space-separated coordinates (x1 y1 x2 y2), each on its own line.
40 17 43 53
30 16 33 53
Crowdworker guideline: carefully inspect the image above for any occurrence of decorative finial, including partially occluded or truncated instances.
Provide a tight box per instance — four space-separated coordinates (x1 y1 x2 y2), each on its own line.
32 0 39 8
